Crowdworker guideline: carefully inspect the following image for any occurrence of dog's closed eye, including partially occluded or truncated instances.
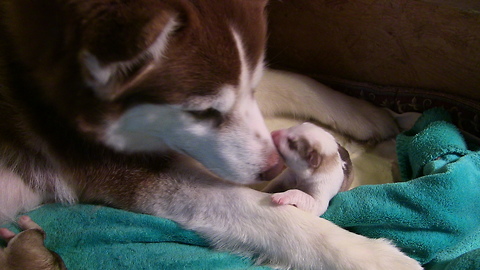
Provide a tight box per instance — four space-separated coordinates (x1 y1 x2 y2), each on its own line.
187 108 225 127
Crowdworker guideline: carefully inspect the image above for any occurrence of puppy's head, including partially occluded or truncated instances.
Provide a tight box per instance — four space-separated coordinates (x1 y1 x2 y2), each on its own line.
2 0 282 183
272 123 352 187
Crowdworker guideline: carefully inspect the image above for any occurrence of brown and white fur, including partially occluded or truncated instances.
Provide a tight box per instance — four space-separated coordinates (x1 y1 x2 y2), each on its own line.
0 1 420 269
265 123 353 216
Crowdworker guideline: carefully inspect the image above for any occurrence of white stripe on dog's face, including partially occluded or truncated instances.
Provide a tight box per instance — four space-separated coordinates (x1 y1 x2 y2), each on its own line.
104 28 278 184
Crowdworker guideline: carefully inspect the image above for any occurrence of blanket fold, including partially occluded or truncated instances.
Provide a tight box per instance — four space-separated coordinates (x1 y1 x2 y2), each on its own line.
322 108 480 269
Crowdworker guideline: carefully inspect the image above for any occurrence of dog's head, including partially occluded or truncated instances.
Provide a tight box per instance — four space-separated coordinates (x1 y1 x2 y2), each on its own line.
3 0 282 184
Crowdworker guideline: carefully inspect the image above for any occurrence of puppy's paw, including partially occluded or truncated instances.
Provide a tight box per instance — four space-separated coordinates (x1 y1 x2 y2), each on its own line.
271 189 317 214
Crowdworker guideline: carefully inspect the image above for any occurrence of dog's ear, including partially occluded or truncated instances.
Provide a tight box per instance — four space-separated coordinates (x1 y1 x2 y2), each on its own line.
307 149 322 169
79 5 179 100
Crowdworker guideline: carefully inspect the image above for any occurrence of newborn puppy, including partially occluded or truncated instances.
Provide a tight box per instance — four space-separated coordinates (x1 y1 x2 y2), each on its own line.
0 216 66 270
264 123 353 216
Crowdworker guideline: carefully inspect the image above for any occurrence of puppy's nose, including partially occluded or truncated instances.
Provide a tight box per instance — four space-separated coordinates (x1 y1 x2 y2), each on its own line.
259 151 285 181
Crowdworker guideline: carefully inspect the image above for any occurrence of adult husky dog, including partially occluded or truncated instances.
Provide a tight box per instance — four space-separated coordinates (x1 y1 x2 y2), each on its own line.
0 0 420 269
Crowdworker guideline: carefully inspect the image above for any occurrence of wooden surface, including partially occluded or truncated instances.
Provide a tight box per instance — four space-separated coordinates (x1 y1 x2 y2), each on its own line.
266 0 480 100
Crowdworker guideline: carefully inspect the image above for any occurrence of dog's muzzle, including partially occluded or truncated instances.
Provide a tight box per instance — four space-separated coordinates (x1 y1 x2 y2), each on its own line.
259 151 285 181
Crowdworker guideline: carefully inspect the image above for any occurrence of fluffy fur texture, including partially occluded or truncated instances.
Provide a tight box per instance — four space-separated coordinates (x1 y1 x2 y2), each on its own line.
0 1 420 269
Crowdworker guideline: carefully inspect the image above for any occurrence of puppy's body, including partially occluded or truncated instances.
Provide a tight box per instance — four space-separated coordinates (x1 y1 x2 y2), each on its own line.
266 123 353 216
0 1 420 269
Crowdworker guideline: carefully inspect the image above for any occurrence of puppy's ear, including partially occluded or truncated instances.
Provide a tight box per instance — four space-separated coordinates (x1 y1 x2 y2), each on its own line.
307 150 322 169
337 143 354 191
79 6 179 100
337 143 352 171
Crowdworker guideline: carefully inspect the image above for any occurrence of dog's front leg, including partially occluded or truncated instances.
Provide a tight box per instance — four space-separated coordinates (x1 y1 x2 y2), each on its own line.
132 166 421 270
256 69 399 142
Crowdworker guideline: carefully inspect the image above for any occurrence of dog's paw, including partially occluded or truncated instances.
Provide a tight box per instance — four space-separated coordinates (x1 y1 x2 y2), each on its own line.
0 216 66 270
324 100 400 143
303 223 423 270
360 238 423 270
345 106 400 143
252 215 422 270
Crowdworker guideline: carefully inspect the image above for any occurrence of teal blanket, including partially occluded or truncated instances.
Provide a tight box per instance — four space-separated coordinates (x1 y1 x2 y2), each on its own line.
2 108 480 269
1 204 270 270
322 108 480 269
